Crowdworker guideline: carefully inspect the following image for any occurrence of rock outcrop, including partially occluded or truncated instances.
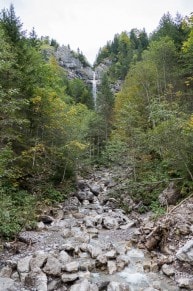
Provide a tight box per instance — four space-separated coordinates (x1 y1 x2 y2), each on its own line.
55 45 93 82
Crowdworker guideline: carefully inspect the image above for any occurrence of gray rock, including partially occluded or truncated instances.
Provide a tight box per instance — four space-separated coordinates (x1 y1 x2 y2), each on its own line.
5 260 17 270
176 277 193 289
62 261 79 272
152 281 162 290
54 209 64 220
78 270 91 280
70 278 90 291
96 254 108 266
79 259 95 271
89 283 99 291
85 190 94 202
30 251 48 271
17 255 32 273
190 225 193 233
95 59 112 80
86 244 103 258
25 267 47 291
59 243 75 252
103 216 118 229
79 251 90 258
63 196 81 212
105 250 117 259
37 221 46 230
87 227 99 235
150 262 159 273
0 265 13 277
80 243 89 252
107 261 117 275
55 45 82 70
177 224 190 235
73 232 90 244
0 277 19 291
159 182 180 205
62 229 72 238
143 261 151 272
116 255 130 271
83 200 90 205
77 180 88 190
11 271 20 281
176 240 193 265
59 250 71 265
20 272 28 284
76 191 87 201
47 278 61 291
89 185 101 196
43 255 62 276
107 281 130 291
84 217 95 228
162 264 175 276
34 268 47 291
115 244 127 255
61 272 79 283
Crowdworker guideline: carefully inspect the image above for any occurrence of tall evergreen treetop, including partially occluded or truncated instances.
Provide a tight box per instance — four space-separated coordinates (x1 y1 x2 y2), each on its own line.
0 4 25 43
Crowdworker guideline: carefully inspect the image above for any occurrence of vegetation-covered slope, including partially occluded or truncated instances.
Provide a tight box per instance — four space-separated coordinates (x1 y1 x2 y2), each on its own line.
103 12 193 209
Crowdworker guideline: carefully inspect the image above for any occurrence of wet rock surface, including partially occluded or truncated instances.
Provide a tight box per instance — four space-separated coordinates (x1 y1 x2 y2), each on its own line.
0 166 191 290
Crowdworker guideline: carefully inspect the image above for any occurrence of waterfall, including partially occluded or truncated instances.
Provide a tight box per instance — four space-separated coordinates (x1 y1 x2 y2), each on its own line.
92 71 97 107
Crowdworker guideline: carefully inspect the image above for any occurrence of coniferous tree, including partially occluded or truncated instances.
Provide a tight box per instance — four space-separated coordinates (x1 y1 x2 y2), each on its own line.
96 73 114 141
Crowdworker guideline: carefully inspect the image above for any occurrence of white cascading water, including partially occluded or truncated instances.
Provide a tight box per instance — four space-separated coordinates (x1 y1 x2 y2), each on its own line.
92 71 97 106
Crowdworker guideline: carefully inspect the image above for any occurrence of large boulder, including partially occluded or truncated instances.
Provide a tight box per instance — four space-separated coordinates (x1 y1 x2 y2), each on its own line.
102 216 118 229
159 182 180 205
176 239 193 265
161 264 175 276
89 184 101 196
61 272 79 283
17 255 32 273
30 251 48 270
25 267 47 291
43 254 62 276
76 191 87 202
62 261 79 272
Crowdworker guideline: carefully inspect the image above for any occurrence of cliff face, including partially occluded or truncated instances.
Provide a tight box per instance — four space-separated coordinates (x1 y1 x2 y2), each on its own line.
53 45 122 94
54 45 93 82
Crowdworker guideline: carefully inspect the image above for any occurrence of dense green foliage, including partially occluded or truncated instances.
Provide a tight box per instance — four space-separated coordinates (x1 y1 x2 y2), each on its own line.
94 29 149 80
0 5 96 239
105 12 193 206
67 78 94 109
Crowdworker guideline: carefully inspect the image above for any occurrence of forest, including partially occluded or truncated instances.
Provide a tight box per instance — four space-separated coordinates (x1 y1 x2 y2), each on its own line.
0 5 193 239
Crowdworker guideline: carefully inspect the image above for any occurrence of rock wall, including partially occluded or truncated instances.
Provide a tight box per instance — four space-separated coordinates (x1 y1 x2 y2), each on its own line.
54 45 93 82
54 47 122 93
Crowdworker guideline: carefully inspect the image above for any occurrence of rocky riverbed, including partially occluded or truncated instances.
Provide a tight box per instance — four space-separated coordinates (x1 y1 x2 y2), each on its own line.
0 167 193 290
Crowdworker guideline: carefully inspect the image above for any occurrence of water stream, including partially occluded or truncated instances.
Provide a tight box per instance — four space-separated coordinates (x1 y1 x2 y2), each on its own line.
92 71 97 106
